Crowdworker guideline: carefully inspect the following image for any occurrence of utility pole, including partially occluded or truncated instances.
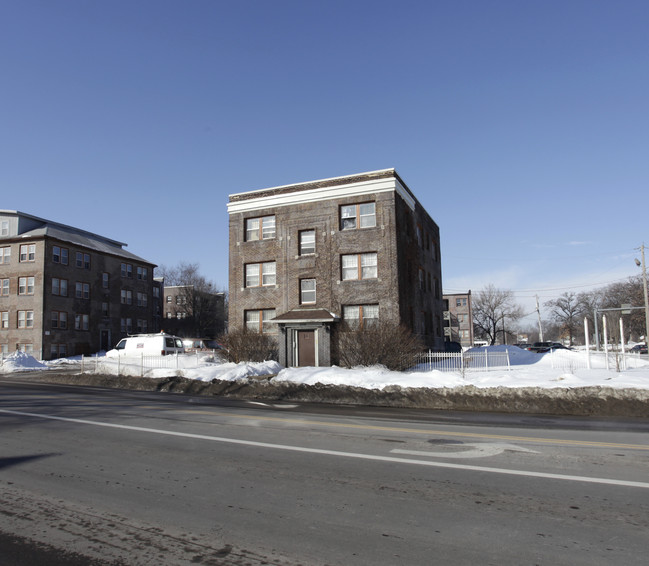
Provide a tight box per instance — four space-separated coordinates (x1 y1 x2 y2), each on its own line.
636 244 649 345
536 295 544 342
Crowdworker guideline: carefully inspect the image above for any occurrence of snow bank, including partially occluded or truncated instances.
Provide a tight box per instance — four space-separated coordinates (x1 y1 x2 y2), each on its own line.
1 351 48 371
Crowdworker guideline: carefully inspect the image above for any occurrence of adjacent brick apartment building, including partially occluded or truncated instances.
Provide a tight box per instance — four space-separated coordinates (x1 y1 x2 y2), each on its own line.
0 211 159 359
227 169 444 367
443 291 475 349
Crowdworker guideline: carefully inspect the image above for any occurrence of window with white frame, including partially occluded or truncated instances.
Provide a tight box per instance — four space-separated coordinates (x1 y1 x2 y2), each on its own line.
343 304 379 329
19 277 35 295
245 309 276 334
1 221 8 236
1 311 8 329
245 216 276 241
0 246 10 264
340 202 376 230
137 292 147 307
300 279 316 304
1 279 9 296
19 244 35 262
341 253 377 281
18 310 34 328
137 266 148 280
299 230 315 256
121 289 133 305
245 262 276 287
121 263 133 278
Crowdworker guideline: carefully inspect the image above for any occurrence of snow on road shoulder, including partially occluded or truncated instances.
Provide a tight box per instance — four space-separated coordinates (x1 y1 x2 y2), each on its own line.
1 347 648 391
0 351 48 371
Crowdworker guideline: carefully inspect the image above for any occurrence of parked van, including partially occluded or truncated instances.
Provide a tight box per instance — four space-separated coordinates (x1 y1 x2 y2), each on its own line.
106 333 185 357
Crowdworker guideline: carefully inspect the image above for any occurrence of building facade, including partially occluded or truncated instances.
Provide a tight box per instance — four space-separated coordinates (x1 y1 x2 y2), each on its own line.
0 211 158 359
163 284 226 338
227 169 444 367
443 291 474 349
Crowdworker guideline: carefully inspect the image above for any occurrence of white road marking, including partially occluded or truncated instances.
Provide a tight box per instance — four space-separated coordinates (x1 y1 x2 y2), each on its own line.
391 443 539 459
2 408 649 489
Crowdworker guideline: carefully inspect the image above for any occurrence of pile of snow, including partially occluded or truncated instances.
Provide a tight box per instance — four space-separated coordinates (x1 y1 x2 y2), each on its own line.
2 347 648 391
0 351 48 372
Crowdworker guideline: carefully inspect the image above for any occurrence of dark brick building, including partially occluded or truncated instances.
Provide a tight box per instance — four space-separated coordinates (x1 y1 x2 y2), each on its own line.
227 169 444 367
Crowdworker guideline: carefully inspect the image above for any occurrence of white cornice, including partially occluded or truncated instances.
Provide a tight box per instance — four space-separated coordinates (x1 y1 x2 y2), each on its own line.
227 174 416 214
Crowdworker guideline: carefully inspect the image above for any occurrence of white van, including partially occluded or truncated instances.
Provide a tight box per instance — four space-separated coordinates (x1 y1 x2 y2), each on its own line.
106 333 185 357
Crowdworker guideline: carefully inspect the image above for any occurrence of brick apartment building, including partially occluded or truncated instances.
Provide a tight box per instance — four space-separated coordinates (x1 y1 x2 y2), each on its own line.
0 211 159 359
443 291 474 349
227 169 444 367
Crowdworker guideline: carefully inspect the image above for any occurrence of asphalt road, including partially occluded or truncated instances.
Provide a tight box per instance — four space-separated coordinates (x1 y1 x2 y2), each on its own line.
1 378 648 565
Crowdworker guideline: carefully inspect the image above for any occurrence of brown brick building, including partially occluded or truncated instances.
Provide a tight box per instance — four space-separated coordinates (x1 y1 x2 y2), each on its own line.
0 211 159 359
227 169 444 367
443 291 475 349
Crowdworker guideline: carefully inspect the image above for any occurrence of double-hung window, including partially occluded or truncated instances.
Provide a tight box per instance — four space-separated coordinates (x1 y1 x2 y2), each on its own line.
18 277 35 295
299 230 316 256
18 311 34 328
341 253 377 281
53 246 69 265
245 216 276 241
245 262 276 287
76 252 90 269
245 309 276 334
52 278 68 296
340 202 376 230
121 289 133 305
0 246 10 264
19 244 35 262
76 282 90 299
343 304 379 329
1 279 9 296
1 311 8 329
300 279 316 304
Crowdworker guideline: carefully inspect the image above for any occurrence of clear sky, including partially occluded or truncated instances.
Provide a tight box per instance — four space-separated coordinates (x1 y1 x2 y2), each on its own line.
2 0 647 323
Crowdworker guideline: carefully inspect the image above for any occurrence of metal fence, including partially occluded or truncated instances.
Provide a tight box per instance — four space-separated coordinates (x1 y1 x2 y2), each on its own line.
409 350 512 373
79 351 221 377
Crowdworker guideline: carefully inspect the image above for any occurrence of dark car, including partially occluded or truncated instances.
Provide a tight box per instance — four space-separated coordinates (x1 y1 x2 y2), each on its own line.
629 344 648 354
527 342 571 353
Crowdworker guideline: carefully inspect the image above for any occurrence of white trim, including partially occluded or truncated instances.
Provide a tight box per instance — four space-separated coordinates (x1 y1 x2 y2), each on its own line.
228 172 416 214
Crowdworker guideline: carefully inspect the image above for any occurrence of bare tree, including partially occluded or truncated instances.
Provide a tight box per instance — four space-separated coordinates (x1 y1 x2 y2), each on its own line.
473 284 524 345
157 262 226 338
544 292 588 346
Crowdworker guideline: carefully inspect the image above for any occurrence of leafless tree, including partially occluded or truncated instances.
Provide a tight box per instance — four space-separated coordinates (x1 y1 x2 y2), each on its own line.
157 262 226 338
544 292 588 345
473 284 524 345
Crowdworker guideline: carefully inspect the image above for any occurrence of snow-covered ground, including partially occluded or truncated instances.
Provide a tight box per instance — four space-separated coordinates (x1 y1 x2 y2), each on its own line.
2 346 649 391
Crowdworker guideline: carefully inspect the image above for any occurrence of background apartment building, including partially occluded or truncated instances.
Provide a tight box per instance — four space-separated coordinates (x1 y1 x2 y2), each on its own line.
443 291 475 349
228 169 444 367
0 211 158 359
163 284 226 338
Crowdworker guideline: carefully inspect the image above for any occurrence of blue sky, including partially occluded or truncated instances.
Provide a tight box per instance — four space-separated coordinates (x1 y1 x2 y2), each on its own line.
2 0 647 323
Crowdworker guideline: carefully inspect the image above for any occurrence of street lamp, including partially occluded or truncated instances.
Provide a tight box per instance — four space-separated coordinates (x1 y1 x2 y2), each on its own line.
635 244 649 346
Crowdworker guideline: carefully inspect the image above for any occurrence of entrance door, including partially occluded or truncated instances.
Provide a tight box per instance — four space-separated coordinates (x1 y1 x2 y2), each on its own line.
297 330 316 367
100 330 111 352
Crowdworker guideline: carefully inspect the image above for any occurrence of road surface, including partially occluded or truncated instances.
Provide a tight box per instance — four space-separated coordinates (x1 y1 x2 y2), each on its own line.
1 378 648 565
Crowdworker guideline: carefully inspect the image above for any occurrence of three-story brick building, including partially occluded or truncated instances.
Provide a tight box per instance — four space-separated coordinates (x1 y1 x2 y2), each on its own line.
227 169 444 367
